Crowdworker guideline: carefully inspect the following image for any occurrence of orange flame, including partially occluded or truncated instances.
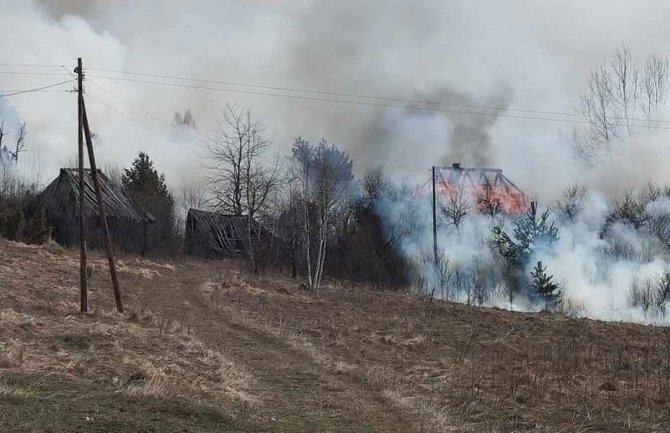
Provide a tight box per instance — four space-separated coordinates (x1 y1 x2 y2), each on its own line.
437 179 527 214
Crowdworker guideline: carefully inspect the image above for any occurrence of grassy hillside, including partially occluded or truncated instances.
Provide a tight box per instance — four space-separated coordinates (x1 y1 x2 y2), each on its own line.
1 239 669 432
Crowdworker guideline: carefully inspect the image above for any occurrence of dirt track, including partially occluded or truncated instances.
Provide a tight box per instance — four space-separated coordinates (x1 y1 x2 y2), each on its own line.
144 265 420 432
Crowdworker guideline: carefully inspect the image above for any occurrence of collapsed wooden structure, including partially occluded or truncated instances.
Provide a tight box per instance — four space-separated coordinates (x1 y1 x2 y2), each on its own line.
184 208 260 258
32 168 153 253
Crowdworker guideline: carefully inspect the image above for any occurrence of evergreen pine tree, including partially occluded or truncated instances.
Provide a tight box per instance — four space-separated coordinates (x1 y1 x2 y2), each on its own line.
122 152 177 252
528 260 561 307
513 202 560 257
492 202 560 303
493 202 559 266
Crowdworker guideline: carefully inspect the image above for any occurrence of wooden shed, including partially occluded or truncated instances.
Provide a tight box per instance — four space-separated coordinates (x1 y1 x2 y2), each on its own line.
184 208 266 258
33 168 154 253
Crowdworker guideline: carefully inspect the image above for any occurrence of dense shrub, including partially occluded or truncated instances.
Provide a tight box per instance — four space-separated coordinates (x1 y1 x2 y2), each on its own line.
0 202 24 241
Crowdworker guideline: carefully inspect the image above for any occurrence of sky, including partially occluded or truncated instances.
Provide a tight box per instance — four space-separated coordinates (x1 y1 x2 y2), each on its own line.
2 0 670 197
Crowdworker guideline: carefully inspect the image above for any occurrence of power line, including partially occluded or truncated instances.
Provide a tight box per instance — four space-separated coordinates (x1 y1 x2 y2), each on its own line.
87 74 593 125
0 79 76 98
88 73 670 130
89 66 583 118
7 63 670 128
6 62 670 127
0 89 70 93
85 92 168 138
85 91 197 155
0 71 71 77
0 63 63 68
86 79 171 129
86 66 670 126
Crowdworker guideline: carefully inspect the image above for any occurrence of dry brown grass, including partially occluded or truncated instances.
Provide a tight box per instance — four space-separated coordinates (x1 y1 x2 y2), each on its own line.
2 238 670 432
0 340 25 369
201 269 670 432
0 383 36 400
0 240 257 426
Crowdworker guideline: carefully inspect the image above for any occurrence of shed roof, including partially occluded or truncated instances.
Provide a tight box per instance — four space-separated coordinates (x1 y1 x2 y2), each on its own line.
187 208 249 226
185 208 254 255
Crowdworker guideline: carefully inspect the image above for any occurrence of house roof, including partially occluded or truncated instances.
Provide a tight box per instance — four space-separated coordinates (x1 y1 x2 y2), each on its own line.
40 168 154 223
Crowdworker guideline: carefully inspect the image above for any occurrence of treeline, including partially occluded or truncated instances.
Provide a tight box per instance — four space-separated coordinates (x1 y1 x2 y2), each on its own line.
0 122 41 242
0 106 412 293
0 164 44 243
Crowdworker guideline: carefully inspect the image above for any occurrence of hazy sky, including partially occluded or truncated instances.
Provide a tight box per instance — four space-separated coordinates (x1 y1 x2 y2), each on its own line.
3 0 670 197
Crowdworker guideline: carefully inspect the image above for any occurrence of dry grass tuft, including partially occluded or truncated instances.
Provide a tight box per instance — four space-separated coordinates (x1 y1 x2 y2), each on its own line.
374 333 426 347
0 340 25 368
0 383 36 400
125 369 184 397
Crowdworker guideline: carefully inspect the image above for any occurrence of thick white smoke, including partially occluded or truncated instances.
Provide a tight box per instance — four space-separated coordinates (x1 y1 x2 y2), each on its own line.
4 0 668 189
380 183 670 325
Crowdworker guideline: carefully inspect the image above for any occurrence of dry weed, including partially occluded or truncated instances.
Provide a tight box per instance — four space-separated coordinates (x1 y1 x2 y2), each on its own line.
0 340 25 368
0 384 36 400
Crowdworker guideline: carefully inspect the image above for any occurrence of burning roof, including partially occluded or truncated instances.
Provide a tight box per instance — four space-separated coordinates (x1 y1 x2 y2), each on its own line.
435 163 527 213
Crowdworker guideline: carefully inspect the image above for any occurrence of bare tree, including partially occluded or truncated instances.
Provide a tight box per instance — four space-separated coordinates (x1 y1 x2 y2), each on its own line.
206 104 280 269
0 121 7 160
180 179 208 214
581 66 618 161
609 46 640 135
103 162 123 188
9 123 27 162
579 46 669 164
291 137 353 293
0 122 28 164
207 104 269 216
641 52 669 121
361 166 389 202
555 184 587 223
441 189 470 230
175 179 208 237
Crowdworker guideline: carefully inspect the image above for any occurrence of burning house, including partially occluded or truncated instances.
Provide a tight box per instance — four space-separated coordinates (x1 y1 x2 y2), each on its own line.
31 168 154 253
435 163 527 213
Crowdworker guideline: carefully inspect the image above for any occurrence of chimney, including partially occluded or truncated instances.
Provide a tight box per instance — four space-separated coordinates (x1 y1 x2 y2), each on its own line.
452 162 462 170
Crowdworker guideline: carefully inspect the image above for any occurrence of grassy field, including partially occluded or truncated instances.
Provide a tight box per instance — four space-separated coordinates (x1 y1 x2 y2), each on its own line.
1 239 669 432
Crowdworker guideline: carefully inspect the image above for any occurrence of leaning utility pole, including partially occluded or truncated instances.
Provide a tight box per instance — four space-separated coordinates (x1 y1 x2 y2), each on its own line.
432 166 438 264
75 58 88 312
75 57 124 313
81 100 123 313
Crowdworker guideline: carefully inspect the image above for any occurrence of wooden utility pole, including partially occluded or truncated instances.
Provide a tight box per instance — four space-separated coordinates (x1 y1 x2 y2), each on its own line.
432 166 438 264
81 97 124 313
75 57 88 313
74 57 123 314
